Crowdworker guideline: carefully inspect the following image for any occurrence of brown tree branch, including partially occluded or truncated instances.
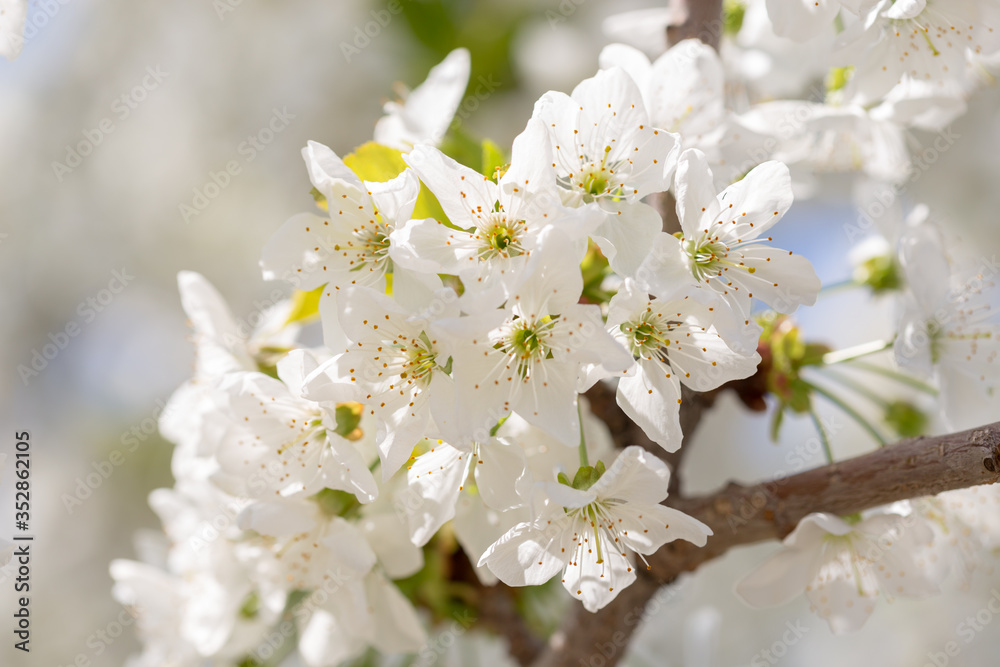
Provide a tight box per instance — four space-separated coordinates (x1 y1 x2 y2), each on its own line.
530 421 1000 667
666 0 724 50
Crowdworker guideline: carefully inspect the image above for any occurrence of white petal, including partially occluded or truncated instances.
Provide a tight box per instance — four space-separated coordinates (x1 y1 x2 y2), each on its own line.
302 140 364 196
406 444 468 546
480 519 575 586
562 542 636 612
729 244 821 313
374 48 470 150
404 145 496 227
389 217 475 275
674 149 720 239
359 512 424 579
594 201 663 278
364 572 427 653
475 441 531 511
715 161 794 240
735 545 820 608
617 359 684 452
367 168 419 225
591 445 671 505
616 503 712 554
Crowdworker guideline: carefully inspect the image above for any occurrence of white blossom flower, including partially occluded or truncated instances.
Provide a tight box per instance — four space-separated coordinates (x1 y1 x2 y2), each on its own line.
736 510 944 633
297 569 426 666
212 350 379 503
480 446 712 612
405 437 531 547
599 39 768 185
911 494 995 588
532 67 680 276
374 48 471 151
438 232 633 447
261 141 440 348
638 148 820 353
894 224 1000 427
239 497 425 666
302 285 458 479
161 271 299 482
725 0 840 99
739 101 911 187
763 0 858 41
393 118 596 312
0 0 27 61
837 0 1000 104
608 280 761 451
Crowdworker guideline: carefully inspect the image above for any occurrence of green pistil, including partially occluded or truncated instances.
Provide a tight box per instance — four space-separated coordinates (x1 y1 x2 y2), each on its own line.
622 315 679 359
480 216 526 259
401 337 437 385
512 325 543 356
583 171 609 196
588 505 604 564
921 29 940 57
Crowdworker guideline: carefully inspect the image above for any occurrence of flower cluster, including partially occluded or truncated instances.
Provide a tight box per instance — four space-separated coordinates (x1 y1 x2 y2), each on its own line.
108 1 1000 660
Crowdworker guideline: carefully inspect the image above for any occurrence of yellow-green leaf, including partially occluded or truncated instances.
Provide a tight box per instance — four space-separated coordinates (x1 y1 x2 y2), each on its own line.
343 142 408 182
284 285 324 326
481 139 507 180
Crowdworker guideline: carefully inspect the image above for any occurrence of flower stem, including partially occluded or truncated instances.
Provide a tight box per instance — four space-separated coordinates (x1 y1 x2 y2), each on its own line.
818 368 891 409
805 380 889 448
822 338 894 365
809 407 835 464
847 360 939 395
578 400 590 468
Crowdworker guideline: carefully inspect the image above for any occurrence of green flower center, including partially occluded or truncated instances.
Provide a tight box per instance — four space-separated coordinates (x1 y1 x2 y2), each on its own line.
502 317 555 379
480 215 527 259
400 334 438 386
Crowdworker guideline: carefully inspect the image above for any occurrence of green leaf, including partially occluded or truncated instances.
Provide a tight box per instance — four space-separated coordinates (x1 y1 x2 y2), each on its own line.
238 591 260 619
786 377 813 414
438 124 483 173
723 0 746 36
310 186 328 212
801 343 833 367
885 400 928 438
312 488 361 519
769 406 784 443
413 183 449 225
569 462 606 491
343 142 408 182
481 139 507 180
284 285 323 326
826 66 854 94
580 242 615 304
334 402 363 438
